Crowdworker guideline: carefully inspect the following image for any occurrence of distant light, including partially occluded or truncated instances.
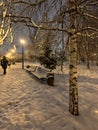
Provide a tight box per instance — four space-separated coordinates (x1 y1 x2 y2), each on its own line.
94 110 98 114
20 39 26 46
11 49 15 53
93 53 96 56
6 53 11 58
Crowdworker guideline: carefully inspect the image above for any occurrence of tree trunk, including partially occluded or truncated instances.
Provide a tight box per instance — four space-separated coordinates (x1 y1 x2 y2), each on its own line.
69 32 79 116
68 0 79 116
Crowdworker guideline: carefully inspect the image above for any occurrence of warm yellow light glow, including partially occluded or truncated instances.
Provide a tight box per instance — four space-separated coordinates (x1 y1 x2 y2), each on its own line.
11 49 15 53
14 44 16 50
6 52 11 58
95 110 98 114
93 53 96 56
20 39 26 46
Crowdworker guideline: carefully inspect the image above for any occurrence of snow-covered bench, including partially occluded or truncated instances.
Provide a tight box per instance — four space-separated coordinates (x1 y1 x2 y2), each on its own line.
33 66 54 86
32 66 50 82
25 65 37 73
25 65 54 85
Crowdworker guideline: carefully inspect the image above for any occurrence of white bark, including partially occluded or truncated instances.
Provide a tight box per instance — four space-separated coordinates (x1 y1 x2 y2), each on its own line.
69 32 79 115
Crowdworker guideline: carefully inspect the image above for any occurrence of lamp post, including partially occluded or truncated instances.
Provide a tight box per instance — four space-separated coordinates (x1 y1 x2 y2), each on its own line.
20 39 26 69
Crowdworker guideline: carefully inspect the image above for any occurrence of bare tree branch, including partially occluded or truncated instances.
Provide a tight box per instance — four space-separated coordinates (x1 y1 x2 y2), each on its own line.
13 0 47 6
83 13 98 20
77 27 98 34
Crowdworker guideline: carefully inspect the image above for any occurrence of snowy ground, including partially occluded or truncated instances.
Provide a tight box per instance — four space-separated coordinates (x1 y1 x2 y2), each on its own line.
0 62 98 130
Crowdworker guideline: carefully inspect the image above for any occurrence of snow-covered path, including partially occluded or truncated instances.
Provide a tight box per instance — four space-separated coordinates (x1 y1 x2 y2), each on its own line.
0 63 98 130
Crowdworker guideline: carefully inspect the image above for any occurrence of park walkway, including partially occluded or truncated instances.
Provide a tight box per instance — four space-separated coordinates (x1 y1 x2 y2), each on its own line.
0 63 69 130
0 63 98 130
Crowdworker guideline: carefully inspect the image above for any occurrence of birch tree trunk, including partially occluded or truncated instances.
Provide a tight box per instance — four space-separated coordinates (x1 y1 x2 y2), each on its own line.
68 0 79 116
69 32 79 115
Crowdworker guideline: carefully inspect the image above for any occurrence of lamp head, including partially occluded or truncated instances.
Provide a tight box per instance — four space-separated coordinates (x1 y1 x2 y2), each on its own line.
20 39 26 46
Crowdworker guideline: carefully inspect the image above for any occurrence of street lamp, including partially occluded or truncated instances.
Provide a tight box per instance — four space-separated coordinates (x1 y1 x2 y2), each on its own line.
20 39 26 69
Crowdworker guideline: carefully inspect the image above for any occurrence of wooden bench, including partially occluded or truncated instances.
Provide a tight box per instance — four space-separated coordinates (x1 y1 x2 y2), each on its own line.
32 66 50 82
25 65 54 85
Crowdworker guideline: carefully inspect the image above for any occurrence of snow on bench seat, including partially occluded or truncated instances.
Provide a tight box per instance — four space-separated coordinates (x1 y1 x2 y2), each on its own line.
32 66 50 82
25 65 50 82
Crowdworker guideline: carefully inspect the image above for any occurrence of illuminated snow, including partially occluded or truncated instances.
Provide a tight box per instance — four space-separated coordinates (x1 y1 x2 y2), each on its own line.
0 62 98 130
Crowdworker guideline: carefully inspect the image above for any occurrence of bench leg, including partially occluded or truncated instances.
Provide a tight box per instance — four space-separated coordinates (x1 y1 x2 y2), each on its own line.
47 78 54 86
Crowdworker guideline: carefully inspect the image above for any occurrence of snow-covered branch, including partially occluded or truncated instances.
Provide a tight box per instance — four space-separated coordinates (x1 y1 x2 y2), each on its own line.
13 0 47 6
83 13 98 20
77 27 98 34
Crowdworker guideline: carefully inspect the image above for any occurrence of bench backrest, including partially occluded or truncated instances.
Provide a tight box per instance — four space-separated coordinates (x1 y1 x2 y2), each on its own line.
36 66 50 74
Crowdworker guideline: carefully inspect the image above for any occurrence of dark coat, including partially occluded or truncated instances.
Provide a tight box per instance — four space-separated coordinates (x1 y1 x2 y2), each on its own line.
1 57 8 69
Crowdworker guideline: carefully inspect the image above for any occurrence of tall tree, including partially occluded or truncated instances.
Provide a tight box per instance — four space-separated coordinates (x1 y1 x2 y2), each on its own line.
0 0 98 116
68 0 79 115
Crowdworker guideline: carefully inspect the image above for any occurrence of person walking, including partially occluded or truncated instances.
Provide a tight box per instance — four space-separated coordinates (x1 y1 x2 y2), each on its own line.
1 56 8 75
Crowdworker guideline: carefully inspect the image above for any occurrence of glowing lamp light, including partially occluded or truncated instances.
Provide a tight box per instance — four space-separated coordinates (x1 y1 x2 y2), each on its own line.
94 110 98 114
20 39 26 46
